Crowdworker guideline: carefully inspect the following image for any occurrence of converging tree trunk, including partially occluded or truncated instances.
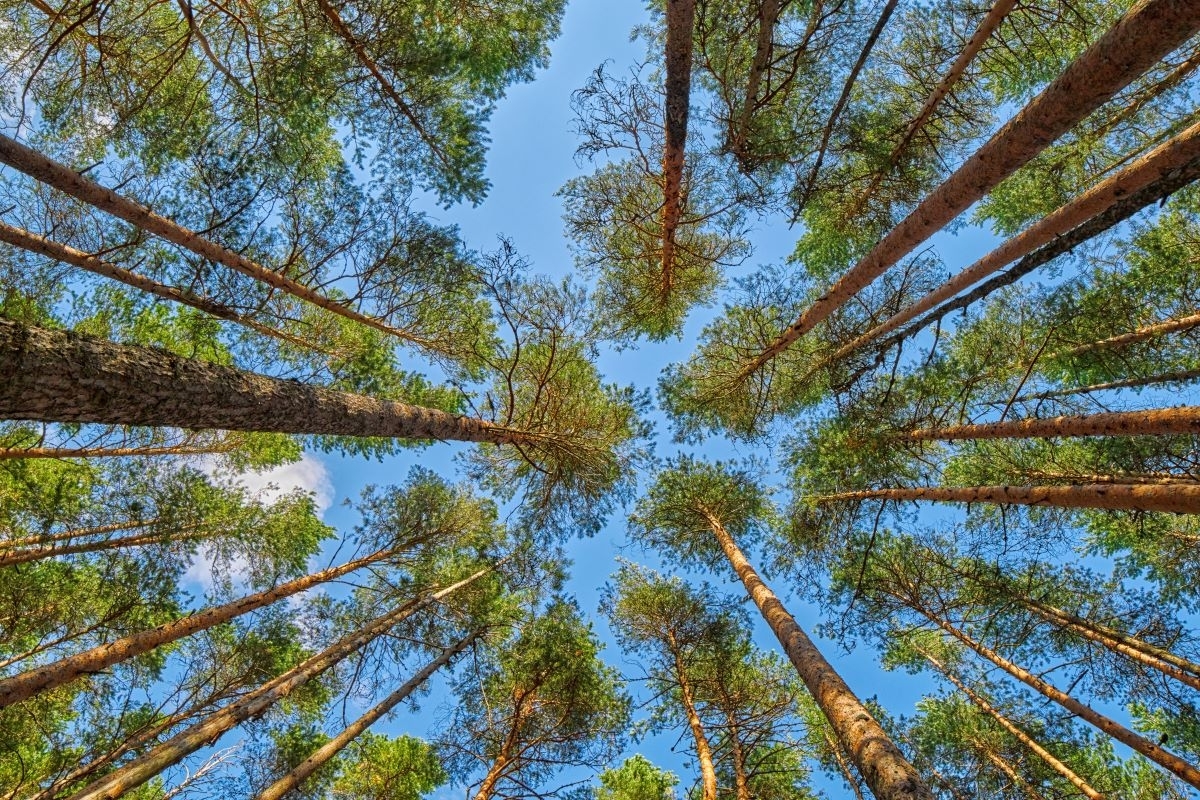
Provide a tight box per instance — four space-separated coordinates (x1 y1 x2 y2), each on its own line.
1058 311 1200 357
0 528 210 569
660 0 697 298
816 483 1200 514
0 443 238 460
700 507 934 800
254 630 481 800
740 0 1200 379
671 639 720 800
1013 368 1200 401
908 406 1200 440
728 0 782 161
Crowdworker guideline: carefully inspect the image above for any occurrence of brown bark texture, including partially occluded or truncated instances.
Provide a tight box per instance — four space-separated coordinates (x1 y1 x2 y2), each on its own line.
253 630 480 800
819 483 1200 514
0 319 519 443
1060 311 1200 357
704 511 934 800
908 406 1200 440
0 443 235 459
729 0 782 159
1014 367 1200 401
660 0 696 296
672 643 720 800
0 528 208 569
0 134 439 352
741 0 1200 379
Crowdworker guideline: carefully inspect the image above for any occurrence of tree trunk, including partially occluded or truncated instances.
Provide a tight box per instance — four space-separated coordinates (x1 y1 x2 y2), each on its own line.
254 630 481 800
0 134 441 354
726 713 751 800
0 319 524 444
979 747 1049 800
845 0 1017 218
816 483 1200 514
671 640 720 800
824 730 869 800
908 406 1200 440
834 117 1200 361
728 0 782 161
919 609 1200 789
0 545 402 708
1059 311 1200 358
740 0 1200 380
701 508 933 800
1014 367 1200 401
0 443 237 459
0 528 210 568
918 647 1104 799
660 0 696 299
64 565 493 800
0 222 324 354
1 519 160 550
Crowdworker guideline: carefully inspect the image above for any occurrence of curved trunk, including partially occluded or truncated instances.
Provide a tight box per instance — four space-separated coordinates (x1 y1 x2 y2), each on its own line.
918 648 1104 799
921 610 1200 789
0 134 442 354
0 545 401 708
908 406 1200 441
740 0 1200 380
660 0 696 298
846 0 1017 218
254 630 481 800
702 509 933 800
1013 367 1200 401
0 319 525 445
64 565 493 800
833 117 1200 361
0 222 324 354
816 483 1200 514
1060 311 1200 358
671 641 720 800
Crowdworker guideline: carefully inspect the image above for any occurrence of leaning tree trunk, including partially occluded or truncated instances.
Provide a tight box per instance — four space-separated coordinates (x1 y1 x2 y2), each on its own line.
660 0 696 300
816 484 1200 514
671 639 720 800
0 545 405 708
64 565 493 800
1 519 161 550
253 630 482 800
0 222 324 354
0 443 238 459
917 647 1104 800
1014 367 1200 401
845 0 1017 218
1058 311 1200 358
700 507 933 800
907 406 1200 440
915 606 1200 789
978 747 1049 800
740 0 1200 380
0 528 210 569
834 116 1200 361
0 319 526 444
0 134 441 354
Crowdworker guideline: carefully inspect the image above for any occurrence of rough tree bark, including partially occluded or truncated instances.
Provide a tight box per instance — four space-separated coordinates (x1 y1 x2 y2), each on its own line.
671 638 720 800
1058 311 1200 357
907 406 1200 440
660 0 697 299
816 484 1200 514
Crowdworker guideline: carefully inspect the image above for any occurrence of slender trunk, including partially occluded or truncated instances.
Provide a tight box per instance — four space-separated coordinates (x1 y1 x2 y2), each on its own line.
741 0 1200 379
824 730 869 800
0 319 526 444
728 0 781 160
0 134 441 354
670 640 719 800
832 117 1200 361
64 566 493 800
1 519 160 550
727 714 751 800
815 483 1200 514
254 630 481 800
845 0 1018 218
979 747 1049 800
0 528 210 568
1014 367 1200 401
920 610 1200 789
795 0 898 210
660 0 696 298
908 406 1200 441
474 754 510 800
1091 45 1200 141
701 508 933 800
918 647 1104 799
0 546 400 708
0 222 325 354
1059 311 1200 358
1014 470 1197 486
0 443 236 459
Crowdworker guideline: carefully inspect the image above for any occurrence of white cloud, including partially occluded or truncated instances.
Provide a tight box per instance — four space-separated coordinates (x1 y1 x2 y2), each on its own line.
235 455 335 515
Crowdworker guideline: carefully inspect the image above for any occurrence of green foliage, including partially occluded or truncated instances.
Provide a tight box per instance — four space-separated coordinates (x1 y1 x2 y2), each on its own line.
330 733 447 800
595 754 678 800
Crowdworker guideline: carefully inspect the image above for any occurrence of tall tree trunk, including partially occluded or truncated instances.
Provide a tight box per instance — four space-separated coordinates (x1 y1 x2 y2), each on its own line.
978 747 1049 800
254 630 481 800
845 0 1018 219
728 0 782 161
1014 367 1200 401
1059 311 1200 358
725 713 751 800
833 117 1200 361
0 443 238 459
0 528 210 568
0 319 525 444
795 0 899 211
64 565 494 800
816 483 1200 514
917 647 1104 799
1 519 161 550
0 545 406 708
908 406 1200 441
0 222 325 354
740 0 1200 380
824 729 869 800
700 508 933 800
0 134 442 354
915 607 1200 788
670 639 720 800
660 0 696 299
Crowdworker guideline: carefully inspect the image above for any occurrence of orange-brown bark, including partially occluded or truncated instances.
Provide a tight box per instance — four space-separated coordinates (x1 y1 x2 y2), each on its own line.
671 640 720 800
907 406 1200 440
816 483 1200 514
1059 311 1200 357
660 0 696 300
0 528 209 568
